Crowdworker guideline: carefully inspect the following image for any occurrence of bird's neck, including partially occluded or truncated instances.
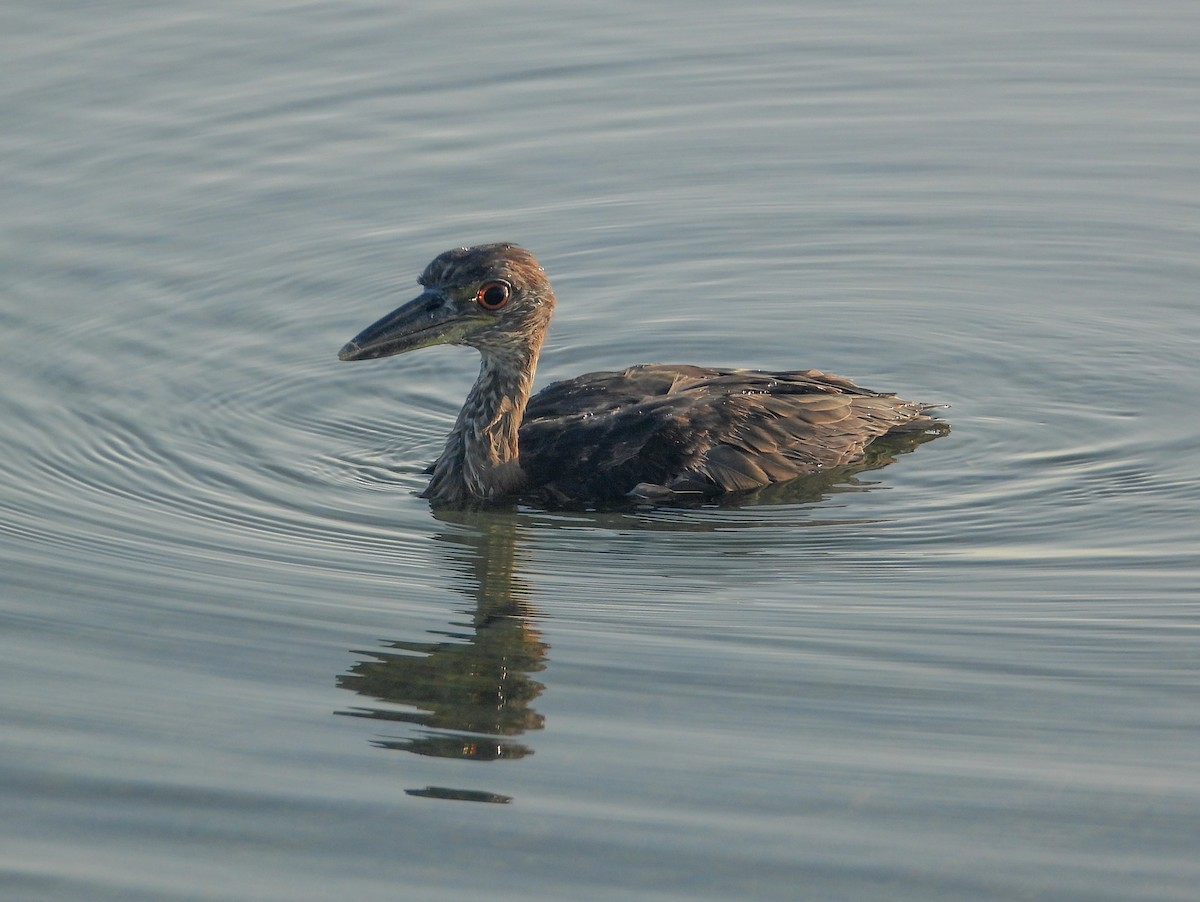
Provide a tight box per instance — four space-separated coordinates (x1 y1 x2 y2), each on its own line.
425 341 542 503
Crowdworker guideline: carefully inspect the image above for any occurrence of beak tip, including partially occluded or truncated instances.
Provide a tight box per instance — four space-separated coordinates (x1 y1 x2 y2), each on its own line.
337 341 360 361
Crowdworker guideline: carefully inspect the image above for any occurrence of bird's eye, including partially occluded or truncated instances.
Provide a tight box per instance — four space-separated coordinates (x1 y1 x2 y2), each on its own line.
476 281 511 311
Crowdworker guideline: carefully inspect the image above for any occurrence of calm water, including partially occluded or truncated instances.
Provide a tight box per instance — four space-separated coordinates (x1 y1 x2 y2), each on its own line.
3 1 1198 899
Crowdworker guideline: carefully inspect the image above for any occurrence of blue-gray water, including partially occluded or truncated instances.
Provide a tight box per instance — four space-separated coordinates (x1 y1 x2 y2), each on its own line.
3 2 1198 900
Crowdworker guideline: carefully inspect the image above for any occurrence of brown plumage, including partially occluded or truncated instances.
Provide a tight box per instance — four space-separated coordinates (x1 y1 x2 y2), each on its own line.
338 243 947 505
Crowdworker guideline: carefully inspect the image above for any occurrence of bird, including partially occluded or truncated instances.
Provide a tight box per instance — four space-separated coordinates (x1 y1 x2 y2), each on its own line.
338 243 947 506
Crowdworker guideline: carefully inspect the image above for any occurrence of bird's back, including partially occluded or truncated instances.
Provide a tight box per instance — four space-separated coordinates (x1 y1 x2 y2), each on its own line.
518 364 946 502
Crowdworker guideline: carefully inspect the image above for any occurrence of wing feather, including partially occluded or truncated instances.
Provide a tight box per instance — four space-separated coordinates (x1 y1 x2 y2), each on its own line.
519 364 944 500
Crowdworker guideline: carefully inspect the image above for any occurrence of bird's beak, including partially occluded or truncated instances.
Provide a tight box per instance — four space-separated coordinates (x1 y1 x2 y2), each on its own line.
338 289 482 361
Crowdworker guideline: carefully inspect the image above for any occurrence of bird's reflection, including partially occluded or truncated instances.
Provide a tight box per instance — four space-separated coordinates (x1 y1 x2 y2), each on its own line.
337 507 546 763
334 427 943 802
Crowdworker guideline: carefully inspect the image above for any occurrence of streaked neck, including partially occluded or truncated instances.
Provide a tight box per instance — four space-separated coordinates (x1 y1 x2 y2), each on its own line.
425 340 542 503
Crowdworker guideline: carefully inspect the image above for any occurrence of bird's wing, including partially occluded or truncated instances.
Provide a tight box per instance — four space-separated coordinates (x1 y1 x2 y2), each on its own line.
520 365 938 500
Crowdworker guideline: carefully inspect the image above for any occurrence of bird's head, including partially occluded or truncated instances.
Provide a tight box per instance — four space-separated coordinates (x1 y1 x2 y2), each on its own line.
338 243 555 363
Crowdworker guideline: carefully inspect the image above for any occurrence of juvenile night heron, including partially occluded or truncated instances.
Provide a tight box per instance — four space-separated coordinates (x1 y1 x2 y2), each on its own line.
338 243 947 505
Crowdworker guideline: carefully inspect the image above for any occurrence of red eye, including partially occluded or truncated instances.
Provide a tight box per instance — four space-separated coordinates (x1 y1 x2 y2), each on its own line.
476 281 511 311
